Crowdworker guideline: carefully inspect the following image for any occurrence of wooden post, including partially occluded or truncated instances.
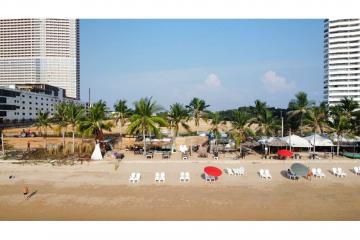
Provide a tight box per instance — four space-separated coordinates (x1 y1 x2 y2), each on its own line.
1 133 4 155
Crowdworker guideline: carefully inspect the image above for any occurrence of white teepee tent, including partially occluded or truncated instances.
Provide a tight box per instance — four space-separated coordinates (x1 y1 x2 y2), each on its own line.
91 143 103 160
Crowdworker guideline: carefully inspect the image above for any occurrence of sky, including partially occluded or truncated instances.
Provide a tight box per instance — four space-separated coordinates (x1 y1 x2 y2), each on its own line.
80 19 324 111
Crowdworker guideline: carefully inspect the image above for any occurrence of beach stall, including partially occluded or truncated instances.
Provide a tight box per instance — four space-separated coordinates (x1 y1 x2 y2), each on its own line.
281 134 312 150
304 134 334 155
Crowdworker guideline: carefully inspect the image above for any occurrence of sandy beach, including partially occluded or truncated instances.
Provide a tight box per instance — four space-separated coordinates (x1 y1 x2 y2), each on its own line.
1 158 360 220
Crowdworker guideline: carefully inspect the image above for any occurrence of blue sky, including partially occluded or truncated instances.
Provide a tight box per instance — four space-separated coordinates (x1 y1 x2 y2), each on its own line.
80 19 324 111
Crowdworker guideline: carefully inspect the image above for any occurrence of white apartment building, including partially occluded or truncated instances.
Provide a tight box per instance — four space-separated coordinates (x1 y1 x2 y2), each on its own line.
0 19 80 99
324 19 360 105
0 84 82 123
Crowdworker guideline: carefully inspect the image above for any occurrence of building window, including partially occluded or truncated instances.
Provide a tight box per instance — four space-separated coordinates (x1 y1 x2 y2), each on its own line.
22 107 25 109
22 113 25 116
22 101 25 104
29 96 32 99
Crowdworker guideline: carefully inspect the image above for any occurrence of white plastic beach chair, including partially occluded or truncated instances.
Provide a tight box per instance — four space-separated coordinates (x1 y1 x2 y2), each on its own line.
316 168 325 178
265 169 272 179
226 168 234 176
134 172 141 183
238 167 245 176
205 173 212 182
259 169 266 179
332 168 338 177
179 172 185 182
185 172 190 182
160 172 166 182
354 167 360 175
312 168 318 178
155 172 160 182
337 168 347 177
129 172 136 183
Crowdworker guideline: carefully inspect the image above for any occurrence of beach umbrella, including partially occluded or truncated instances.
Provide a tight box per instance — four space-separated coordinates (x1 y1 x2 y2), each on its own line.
277 149 293 158
204 166 222 177
290 163 309 177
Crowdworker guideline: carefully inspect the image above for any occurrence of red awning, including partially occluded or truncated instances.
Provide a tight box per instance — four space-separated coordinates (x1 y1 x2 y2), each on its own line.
204 166 222 177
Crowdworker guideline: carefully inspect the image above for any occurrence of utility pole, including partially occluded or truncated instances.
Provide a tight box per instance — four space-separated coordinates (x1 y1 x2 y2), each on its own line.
289 129 292 152
1 132 4 156
281 111 284 138
88 88 91 108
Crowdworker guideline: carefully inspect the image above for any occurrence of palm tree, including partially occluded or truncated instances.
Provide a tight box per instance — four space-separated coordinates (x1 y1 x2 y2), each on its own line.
127 97 167 155
53 102 68 147
249 101 279 137
186 97 210 132
230 110 253 156
208 112 225 139
66 103 85 154
34 111 52 149
287 92 315 136
328 106 352 156
167 103 190 138
304 102 329 152
113 99 132 135
78 101 113 141
339 97 359 117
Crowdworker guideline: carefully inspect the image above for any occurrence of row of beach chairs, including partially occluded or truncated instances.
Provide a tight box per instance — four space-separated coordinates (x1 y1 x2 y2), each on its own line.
129 171 190 183
259 169 272 179
225 167 245 176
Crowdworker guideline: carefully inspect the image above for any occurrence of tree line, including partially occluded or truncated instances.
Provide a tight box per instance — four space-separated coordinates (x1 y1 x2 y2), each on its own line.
34 92 360 155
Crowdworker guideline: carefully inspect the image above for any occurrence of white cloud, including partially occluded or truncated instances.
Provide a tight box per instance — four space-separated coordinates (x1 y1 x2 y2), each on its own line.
204 73 221 88
262 70 294 92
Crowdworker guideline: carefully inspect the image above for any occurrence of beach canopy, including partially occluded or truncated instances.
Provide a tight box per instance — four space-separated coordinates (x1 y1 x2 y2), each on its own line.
290 163 309 177
258 137 288 147
281 134 312 148
304 134 334 147
91 143 103 160
277 149 293 158
204 166 222 177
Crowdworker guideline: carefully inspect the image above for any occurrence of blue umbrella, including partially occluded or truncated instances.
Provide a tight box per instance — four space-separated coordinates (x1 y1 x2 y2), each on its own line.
290 163 309 177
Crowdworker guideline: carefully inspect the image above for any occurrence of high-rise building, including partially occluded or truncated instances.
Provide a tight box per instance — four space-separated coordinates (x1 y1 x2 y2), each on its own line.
324 19 360 106
0 19 80 99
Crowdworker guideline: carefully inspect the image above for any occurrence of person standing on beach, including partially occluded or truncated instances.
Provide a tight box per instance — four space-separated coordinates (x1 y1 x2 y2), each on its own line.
23 186 29 199
27 141 31 152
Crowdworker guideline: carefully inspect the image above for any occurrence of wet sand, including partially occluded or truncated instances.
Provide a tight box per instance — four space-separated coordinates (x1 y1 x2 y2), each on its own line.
1 160 360 220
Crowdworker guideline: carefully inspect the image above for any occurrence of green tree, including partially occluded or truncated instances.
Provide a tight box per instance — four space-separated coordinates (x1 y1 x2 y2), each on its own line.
328 105 352 155
230 110 253 156
66 103 85 153
53 102 68 147
79 101 113 141
167 103 190 137
287 92 315 136
34 111 52 149
249 100 280 136
186 97 210 132
304 102 329 134
113 99 132 136
127 97 167 155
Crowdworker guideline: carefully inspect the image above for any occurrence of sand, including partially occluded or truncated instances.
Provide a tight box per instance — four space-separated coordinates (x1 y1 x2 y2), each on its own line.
1 159 360 220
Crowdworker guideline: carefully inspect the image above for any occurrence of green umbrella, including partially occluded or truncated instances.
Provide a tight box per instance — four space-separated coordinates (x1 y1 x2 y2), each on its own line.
290 163 309 177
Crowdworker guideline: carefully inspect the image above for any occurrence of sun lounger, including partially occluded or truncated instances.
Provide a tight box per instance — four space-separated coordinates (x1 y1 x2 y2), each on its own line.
259 169 266 179
312 168 318 178
287 169 298 180
332 168 338 176
129 172 137 183
226 168 234 176
238 167 245 176
265 169 272 179
155 172 160 182
160 172 166 182
205 173 212 182
180 172 185 182
134 172 141 183
337 168 346 177
354 167 360 175
316 168 326 178
185 172 190 182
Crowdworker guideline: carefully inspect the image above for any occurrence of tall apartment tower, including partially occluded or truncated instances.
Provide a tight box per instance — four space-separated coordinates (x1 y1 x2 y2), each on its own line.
324 19 360 106
0 19 80 99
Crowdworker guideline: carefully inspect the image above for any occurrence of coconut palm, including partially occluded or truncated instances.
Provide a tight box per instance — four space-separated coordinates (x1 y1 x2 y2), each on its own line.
249 101 280 136
34 111 52 149
113 99 132 135
328 106 352 156
78 101 113 141
208 112 226 139
287 92 315 136
53 102 68 147
127 97 167 155
66 103 85 154
186 97 210 132
304 102 329 134
167 103 190 138
230 110 253 155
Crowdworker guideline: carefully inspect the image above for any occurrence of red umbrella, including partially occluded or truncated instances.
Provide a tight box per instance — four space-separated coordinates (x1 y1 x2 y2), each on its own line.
277 149 293 158
204 166 222 177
